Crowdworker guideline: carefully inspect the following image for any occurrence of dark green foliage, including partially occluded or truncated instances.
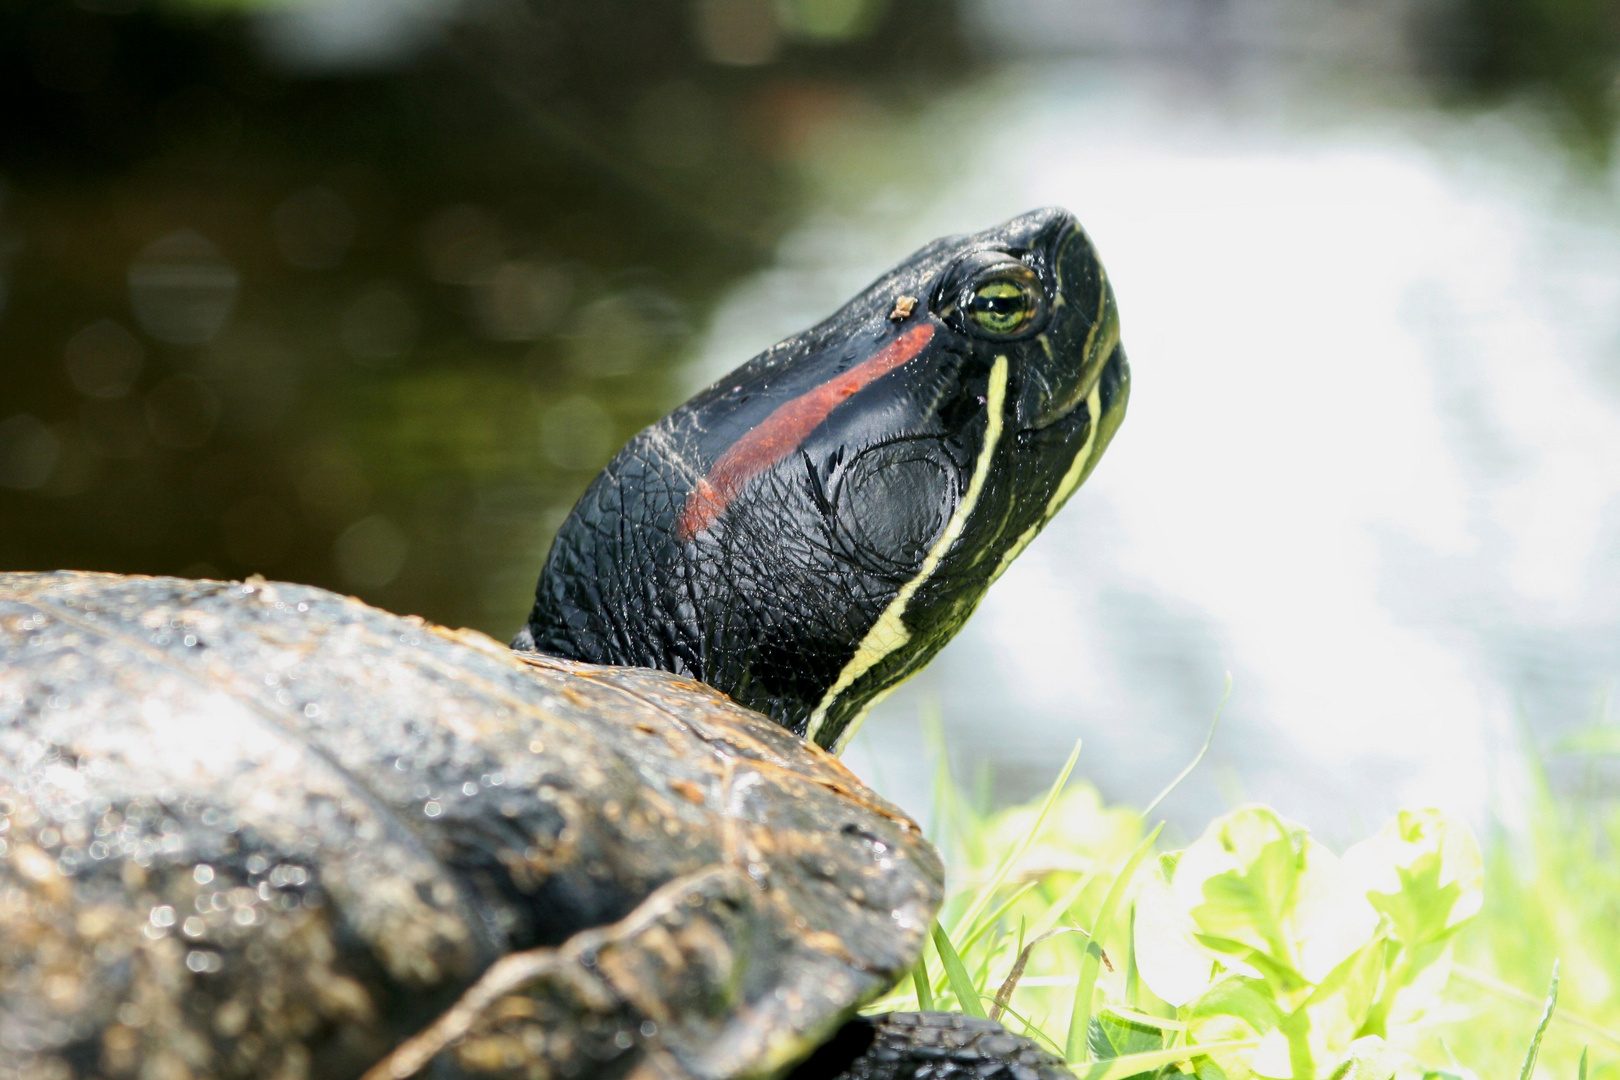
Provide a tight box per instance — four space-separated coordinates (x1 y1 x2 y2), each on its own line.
0 0 972 634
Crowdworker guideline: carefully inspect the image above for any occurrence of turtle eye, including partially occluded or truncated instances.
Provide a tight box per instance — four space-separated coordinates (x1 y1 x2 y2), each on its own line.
968 273 1042 337
938 254 1047 341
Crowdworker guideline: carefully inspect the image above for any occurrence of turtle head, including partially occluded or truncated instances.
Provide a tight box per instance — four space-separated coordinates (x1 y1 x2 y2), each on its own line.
520 208 1129 751
931 207 1122 433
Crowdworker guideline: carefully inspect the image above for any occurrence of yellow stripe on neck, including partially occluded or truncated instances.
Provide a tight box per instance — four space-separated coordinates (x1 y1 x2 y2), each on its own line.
988 378 1103 586
986 273 1116 587
806 355 1011 750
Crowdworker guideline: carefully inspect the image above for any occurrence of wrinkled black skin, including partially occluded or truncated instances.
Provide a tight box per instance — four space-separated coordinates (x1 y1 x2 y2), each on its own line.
792 1014 1073 1080
519 208 1128 748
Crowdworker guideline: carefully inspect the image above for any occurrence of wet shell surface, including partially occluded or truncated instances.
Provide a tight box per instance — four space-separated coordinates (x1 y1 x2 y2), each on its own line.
0 571 943 1080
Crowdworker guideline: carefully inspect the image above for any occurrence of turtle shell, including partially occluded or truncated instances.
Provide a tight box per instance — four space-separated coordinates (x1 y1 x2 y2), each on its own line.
0 571 943 1080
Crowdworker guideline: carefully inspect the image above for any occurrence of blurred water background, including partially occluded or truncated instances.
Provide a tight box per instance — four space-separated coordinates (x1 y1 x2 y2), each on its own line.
3 0 1619 841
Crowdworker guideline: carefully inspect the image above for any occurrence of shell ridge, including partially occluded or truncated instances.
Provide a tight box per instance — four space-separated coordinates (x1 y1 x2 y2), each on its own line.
362 864 746 1080
559 663 812 772
566 664 924 833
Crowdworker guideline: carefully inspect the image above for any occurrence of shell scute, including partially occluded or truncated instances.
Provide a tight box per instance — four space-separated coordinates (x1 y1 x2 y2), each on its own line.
0 571 943 1080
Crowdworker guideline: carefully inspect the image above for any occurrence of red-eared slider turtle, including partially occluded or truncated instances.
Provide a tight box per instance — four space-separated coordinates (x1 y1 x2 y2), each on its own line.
0 208 1127 1080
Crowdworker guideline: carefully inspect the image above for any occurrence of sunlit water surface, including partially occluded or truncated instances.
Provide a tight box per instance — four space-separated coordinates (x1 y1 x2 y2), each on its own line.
692 63 1620 842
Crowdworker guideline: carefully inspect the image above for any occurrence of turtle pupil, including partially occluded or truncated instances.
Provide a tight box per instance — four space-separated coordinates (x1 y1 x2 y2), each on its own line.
969 279 1036 335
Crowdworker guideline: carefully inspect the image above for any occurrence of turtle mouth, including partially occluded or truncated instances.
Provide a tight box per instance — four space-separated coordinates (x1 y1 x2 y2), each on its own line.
1025 336 1110 432
1015 374 1100 468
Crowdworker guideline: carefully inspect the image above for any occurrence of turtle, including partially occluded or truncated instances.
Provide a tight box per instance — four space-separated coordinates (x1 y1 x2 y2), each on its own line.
0 207 1128 1080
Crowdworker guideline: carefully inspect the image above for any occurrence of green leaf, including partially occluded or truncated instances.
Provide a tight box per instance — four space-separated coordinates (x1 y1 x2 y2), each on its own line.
933 922 987 1019
1089 1006 1165 1061
993 1000 1071 1060
1137 859 1219 1007
1368 850 1463 949
1321 1035 1440 1080
922 704 976 860
1069 1039 1263 1080
1349 810 1483 951
1184 973 1283 1080
1181 807 1379 997
1578 1047 1588 1080
1324 1036 1400 1080
1190 976 1287 1040
1100 1005 1188 1034
1069 823 1164 1061
1257 936 1388 1078
1182 808 1312 989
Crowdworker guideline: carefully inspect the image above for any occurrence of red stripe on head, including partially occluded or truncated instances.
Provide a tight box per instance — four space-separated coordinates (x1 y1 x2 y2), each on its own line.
676 322 936 540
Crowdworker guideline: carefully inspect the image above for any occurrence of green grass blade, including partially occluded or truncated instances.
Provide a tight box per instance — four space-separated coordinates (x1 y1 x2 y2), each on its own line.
952 739 1083 937
929 878 1041 1001
1067 823 1164 1062
1453 966 1620 1050
973 757 994 817
933 923 987 1018
992 1001 1070 1058
912 957 934 1012
990 917 1029 1022
1578 1046 1588 1080
1029 869 1098 941
1124 903 1140 1008
1097 1005 1187 1033
1519 960 1560 1080
1142 673 1231 819
956 879 1040 955
1069 1038 1260 1080
974 923 1004 995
